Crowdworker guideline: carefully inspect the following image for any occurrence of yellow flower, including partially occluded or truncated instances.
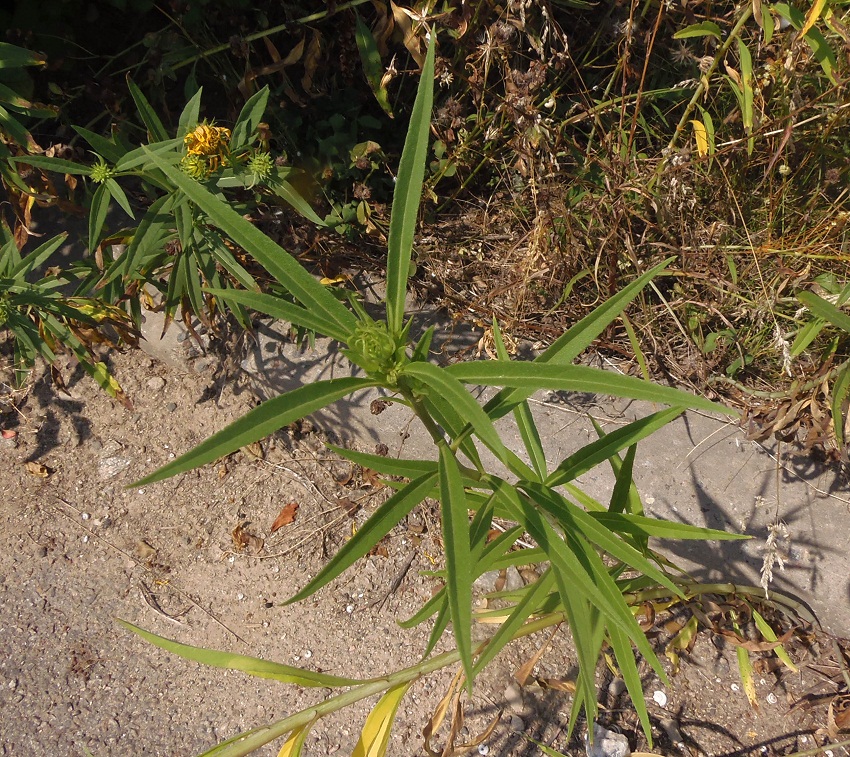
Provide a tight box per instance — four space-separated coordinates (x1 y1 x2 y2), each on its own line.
184 121 231 157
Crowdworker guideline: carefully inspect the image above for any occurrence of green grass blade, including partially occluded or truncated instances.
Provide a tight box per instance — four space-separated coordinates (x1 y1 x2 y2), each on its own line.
141 146 357 340
831 364 850 448
385 36 434 335
608 444 637 515
438 443 474 684
265 174 327 227
118 620 368 686
546 408 684 486
286 471 437 603
451 362 729 416
133 377 375 486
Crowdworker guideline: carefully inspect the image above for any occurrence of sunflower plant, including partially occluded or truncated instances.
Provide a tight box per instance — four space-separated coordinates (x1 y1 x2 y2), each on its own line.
11 80 322 331
121 34 746 756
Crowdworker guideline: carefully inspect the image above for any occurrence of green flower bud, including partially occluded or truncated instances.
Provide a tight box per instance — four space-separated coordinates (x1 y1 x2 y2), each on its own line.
180 153 209 180
247 151 275 183
90 158 114 184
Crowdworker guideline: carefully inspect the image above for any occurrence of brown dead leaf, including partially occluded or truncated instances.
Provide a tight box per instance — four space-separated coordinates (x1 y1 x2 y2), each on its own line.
270 502 299 532
232 522 264 555
25 461 51 478
338 497 361 517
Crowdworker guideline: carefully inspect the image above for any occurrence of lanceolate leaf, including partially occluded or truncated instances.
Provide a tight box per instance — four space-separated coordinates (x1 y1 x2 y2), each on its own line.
484 258 675 419
133 377 375 485
118 620 369 686
352 682 413 757
450 362 727 416
286 471 438 604
438 443 474 684
141 146 356 341
385 36 435 335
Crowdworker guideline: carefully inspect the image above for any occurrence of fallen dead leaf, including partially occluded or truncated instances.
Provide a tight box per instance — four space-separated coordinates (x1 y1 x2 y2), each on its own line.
232 522 264 555
270 502 299 532
25 461 51 478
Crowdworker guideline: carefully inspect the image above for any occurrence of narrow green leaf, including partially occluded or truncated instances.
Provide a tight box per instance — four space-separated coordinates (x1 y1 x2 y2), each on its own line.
438 443 474 684
385 36 435 334
265 174 326 227
127 76 169 142
355 12 393 116
10 233 66 278
831 364 850 447
88 182 111 253
0 105 31 146
547 408 683 486
673 21 723 39
118 620 367 686
132 377 375 486
589 511 749 541
421 393 483 470
0 42 46 68
177 87 204 139
114 138 182 173
608 623 652 742
485 259 675 418
202 236 257 292
452 362 727 416
230 86 269 150
286 471 437 603
608 444 638 515
751 608 798 673
798 289 850 333
205 288 355 341
402 361 510 465
473 569 556 676
328 444 438 480
73 125 126 163
106 178 134 219
141 146 356 340
10 154 92 175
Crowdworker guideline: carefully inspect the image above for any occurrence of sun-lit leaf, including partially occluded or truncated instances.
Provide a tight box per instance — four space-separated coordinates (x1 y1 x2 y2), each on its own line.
352 682 413 757
132 377 375 486
118 620 369 686
277 720 315 757
673 21 723 39
385 36 434 334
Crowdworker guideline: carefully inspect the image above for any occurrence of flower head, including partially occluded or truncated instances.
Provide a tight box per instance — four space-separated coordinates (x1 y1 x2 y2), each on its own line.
90 157 115 184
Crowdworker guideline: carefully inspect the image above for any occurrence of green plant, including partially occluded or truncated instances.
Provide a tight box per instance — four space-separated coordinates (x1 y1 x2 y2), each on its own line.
122 35 746 755
12 80 323 331
0 224 136 400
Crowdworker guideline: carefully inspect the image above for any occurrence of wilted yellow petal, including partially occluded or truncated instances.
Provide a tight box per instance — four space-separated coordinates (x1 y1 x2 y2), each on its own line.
690 119 709 158
352 682 412 757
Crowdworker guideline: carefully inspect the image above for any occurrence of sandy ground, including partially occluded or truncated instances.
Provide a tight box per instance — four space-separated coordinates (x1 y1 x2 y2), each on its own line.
1 340 848 757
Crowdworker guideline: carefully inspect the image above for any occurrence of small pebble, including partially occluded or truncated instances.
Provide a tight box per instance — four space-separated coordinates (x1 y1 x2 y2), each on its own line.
478 746 489 756
81 512 90 520
303 650 312 659
166 402 177 412
652 690 668 707
509 715 524 731
146 377 166 392
766 692 778 705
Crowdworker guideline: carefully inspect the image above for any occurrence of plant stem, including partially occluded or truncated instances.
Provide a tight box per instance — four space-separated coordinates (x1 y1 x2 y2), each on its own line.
206 611 568 756
662 5 754 159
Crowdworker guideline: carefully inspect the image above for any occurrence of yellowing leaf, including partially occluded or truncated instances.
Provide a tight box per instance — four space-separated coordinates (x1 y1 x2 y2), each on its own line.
800 0 828 37
665 614 698 674
736 646 759 709
352 682 412 757
690 119 709 158
277 719 315 757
